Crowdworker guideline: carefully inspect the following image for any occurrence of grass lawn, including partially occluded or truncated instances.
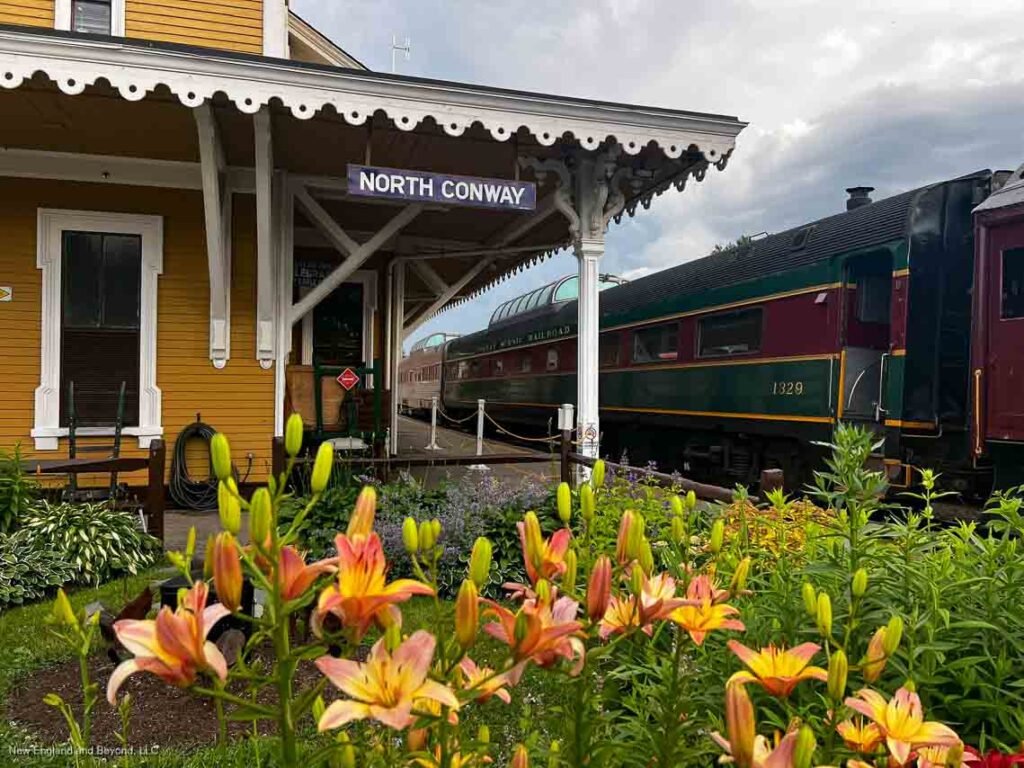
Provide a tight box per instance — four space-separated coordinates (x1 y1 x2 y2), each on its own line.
0 576 558 766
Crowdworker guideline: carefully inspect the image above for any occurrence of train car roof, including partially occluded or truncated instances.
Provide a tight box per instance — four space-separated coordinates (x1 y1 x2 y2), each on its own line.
974 163 1024 214
409 332 460 354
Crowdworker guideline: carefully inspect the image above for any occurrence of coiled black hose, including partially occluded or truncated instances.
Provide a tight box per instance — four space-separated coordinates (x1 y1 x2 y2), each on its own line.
169 421 220 511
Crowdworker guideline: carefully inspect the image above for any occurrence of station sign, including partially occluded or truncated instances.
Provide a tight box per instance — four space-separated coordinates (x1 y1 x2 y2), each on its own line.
348 164 536 211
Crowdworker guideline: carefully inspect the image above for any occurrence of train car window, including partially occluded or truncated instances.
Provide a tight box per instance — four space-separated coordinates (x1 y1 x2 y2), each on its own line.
600 334 621 367
525 289 544 311
470 361 481 378
546 348 559 371
521 355 533 373
632 323 679 363
495 359 504 375
458 362 468 379
554 277 579 303
698 308 763 357
857 274 891 324
1003 248 1024 319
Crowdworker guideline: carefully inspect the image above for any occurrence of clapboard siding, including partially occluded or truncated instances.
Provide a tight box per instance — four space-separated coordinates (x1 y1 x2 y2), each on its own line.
0 0 53 27
125 0 263 54
0 178 276 484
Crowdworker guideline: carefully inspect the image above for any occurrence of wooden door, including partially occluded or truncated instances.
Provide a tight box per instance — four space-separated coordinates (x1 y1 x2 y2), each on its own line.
985 224 1024 441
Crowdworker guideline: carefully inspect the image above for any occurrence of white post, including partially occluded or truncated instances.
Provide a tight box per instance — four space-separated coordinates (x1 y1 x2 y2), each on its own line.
469 399 490 471
389 262 405 456
558 403 575 432
425 395 441 451
575 236 604 463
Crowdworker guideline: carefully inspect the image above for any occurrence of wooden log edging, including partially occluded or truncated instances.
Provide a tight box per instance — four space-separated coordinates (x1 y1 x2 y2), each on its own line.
567 451 739 504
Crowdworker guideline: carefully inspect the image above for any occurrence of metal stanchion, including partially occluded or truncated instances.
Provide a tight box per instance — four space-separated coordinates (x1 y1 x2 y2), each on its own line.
468 398 490 471
424 396 441 451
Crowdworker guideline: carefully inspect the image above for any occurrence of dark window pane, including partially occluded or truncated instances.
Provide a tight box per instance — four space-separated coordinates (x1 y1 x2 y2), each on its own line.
1002 248 1024 320
62 231 103 328
600 334 620 367
857 274 891 324
102 235 141 328
632 323 678 363
72 0 111 34
313 283 363 366
698 308 763 358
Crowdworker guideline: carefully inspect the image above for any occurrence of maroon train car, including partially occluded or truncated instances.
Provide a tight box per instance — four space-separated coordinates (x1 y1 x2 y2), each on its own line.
399 333 458 414
972 164 1024 488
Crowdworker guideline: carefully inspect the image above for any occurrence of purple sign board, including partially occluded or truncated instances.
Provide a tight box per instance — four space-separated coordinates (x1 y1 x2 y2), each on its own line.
347 164 536 211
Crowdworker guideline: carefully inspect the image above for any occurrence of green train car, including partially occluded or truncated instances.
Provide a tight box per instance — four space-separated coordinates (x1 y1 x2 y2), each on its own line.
437 170 1020 494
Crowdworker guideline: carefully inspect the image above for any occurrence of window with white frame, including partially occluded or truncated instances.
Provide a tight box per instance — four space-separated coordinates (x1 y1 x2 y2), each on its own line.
56 0 125 36
33 210 163 450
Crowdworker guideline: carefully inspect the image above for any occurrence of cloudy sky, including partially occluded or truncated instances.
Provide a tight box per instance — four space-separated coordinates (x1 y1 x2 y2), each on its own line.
293 0 1024 345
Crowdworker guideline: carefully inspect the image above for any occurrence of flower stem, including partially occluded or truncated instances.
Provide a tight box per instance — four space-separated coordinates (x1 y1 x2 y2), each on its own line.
274 608 298 767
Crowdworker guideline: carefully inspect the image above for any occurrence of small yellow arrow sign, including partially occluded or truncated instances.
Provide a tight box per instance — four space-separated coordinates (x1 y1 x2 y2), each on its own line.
0 286 10 302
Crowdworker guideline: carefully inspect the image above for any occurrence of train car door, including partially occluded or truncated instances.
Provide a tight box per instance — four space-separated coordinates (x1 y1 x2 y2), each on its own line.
983 225 1024 441
839 251 893 423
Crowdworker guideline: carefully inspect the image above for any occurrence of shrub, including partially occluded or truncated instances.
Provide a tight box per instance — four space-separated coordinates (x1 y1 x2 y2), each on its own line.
20 500 161 586
0 528 75 607
0 444 37 533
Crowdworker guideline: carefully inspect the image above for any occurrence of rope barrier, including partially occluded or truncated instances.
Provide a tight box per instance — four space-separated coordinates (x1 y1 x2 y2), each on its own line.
435 403 478 425
483 411 560 444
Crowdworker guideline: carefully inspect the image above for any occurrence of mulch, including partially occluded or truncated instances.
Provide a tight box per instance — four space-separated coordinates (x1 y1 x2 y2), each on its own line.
7 651 329 751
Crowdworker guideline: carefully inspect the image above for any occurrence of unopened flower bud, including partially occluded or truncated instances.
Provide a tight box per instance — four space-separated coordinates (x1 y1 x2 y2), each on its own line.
536 579 551 604
249 489 273 546
615 511 635 564
311 695 325 722
347 486 376 537
477 725 490 744
310 441 334 494
580 483 595 523
284 412 304 458
557 482 572 525
523 512 544 568
212 532 242 612
210 433 232 481
418 520 436 551
513 611 530 645
384 621 401 652
630 563 644 597
730 557 751 594
852 568 868 598
883 615 903 656
547 741 561 768
686 490 697 511
862 627 888 683
827 649 848 701
53 588 77 629
217 479 241 535
455 579 479 649
802 582 817 616
591 460 605 490
563 549 577 594
793 725 816 768
430 518 441 541
627 512 646 561
670 494 683 517
816 592 833 637
587 556 612 622
724 683 755 768
469 537 493 588
709 519 724 554
670 515 686 543
402 517 419 553
639 540 655 575
511 745 529 768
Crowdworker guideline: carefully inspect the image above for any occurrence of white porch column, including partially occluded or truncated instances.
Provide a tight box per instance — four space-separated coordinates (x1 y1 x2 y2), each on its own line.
389 262 406 455
575 236 604 460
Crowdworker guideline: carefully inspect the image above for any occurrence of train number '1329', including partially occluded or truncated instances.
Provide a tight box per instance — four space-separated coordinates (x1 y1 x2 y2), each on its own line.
772 381 805 395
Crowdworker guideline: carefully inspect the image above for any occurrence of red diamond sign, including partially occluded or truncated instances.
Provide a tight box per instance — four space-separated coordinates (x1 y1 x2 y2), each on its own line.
337 368 360 391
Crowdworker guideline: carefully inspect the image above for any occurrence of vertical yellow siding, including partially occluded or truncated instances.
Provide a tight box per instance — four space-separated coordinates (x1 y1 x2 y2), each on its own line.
125 0 263 54
0 0 54 28
0 179 276 485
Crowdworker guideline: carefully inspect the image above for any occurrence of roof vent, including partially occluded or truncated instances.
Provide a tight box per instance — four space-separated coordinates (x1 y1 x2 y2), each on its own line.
846 186 874 211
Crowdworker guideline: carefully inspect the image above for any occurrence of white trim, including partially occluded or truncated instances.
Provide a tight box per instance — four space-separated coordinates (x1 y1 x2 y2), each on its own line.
254 109 276 368
273 172 293 437
0 30 744 162
263 0 289 59
56 0 125 35
33 209 163 451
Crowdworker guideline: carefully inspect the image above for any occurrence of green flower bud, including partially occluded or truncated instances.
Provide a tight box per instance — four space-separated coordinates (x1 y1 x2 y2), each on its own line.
670 494 683 517
816 592 833 638
384 621 401 652
469 537 493 589
709 519 725 554
627 512 646 561
284 412 304 458
536 579 551 604
639 540 655 575
802 582 817 615
730 557 751 594
186 525 197 561
210 433 232 482
557 482 572 525
580 483 595 522
563 549 578 594
852 568 868 598
514 611 530 644
311 695 326 722
266 474 277 498
827 649 848 701
430 518 441 541
402 517 419 553
477 725 490 744
670 515 686 544
418 520 436 551
217 479 241 535
202 533 216 579
883 615 903 656
685 490 697 511
793 725 816 768
629 563 644 597
310 441 334 494
53 588 78 629
249 487 272 544
591 459 605 490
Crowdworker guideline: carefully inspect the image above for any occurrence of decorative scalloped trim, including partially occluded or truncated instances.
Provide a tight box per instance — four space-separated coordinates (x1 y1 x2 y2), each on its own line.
0 32 742 163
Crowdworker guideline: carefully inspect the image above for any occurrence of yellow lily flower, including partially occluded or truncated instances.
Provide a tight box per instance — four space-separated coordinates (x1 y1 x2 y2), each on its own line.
727 640 827 697
836 717 884 754
670 574 745 645
598 572 693 639
315 629 459 731
458 656 512 704
107 581 230 704
844 687 960 766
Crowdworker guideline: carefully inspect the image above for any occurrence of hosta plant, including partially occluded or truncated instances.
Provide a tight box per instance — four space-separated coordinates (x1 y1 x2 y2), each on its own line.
0 527 76 606
21 500 161 585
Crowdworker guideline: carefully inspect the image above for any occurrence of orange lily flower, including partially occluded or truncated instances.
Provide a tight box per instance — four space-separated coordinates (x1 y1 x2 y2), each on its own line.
861 626 888 683
315 629 459 731
277 545 335 601
844 687 960 766
211 532 242 612
458 657 512 704
670 573 745 645
727 640 827 697
518 518 571 585
917 744 977 768
314 531 433 641
482 595 583 681
107 581 230 704
712 728 804 768
599 572 694 639
836 717 884 754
